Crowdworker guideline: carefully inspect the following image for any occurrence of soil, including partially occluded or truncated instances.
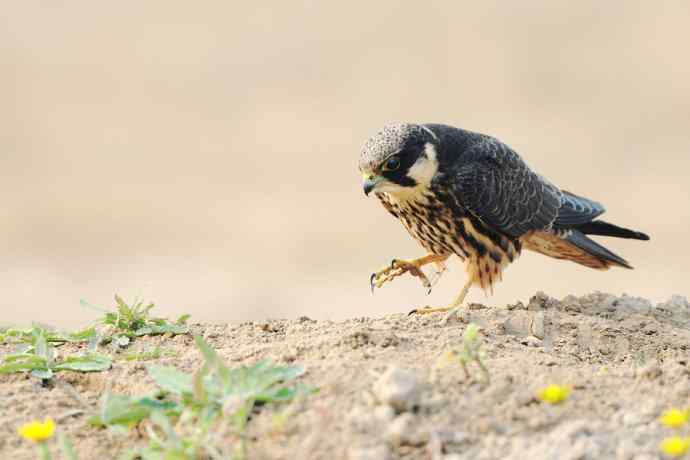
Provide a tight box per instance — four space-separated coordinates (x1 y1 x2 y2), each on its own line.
1 292 689 460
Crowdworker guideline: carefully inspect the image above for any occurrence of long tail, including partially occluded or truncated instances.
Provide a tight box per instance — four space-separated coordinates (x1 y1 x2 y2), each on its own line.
533 189 651 269
574 220 650 241
523 224 649 270
564 229 633 269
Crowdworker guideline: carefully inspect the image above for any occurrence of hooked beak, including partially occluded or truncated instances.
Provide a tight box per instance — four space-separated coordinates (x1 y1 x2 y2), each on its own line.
362 175 384 196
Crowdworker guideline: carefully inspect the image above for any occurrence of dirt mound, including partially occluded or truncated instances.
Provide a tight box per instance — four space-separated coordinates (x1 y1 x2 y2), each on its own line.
2 292 689 459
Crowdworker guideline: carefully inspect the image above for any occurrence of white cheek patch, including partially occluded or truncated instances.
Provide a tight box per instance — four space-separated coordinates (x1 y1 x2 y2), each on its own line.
407 142 439 187
375 182 407 194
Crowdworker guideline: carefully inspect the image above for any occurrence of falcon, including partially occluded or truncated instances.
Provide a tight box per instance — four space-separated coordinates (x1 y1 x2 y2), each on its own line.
359 123 649 317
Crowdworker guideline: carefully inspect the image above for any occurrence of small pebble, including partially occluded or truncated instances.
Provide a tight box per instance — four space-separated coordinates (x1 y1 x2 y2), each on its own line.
386 413 428 447
372 366 422 412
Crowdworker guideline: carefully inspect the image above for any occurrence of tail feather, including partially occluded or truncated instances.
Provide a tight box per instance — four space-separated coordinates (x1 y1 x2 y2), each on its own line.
574 220 650 241
565 230 633 269
523 228 639 270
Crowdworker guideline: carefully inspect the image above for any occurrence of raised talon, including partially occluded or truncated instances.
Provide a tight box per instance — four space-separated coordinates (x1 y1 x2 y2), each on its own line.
368 254 450 293
371 261 428 292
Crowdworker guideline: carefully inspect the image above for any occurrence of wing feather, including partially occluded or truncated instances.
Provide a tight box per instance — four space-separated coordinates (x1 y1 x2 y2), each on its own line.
555 190 606 226
444 138 563 238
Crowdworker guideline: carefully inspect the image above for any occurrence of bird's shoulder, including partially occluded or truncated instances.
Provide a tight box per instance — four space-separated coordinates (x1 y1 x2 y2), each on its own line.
426 126 564 237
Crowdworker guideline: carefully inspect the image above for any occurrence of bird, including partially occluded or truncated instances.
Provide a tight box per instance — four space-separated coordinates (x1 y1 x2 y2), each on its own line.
359 123 650 318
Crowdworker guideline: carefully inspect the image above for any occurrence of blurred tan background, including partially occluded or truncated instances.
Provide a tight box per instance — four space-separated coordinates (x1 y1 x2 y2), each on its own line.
2 2 688 328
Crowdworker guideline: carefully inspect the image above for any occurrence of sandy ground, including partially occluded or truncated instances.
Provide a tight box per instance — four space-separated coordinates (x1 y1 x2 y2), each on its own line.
2 292 689 460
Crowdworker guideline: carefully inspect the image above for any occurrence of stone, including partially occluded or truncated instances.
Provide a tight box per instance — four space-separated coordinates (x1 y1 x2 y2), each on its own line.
522 335 543 347
372 366 422 412
386 413 428 447
531 311 546 339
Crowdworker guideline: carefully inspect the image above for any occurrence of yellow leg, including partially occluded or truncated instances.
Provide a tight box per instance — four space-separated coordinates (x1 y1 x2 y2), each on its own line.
410 278 472 316
370 253 449 292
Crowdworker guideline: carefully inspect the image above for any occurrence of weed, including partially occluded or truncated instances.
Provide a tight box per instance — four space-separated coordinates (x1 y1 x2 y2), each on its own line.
0 328 111 381
92 336 315 459
440 323 490 384
0 326 96 345
120 346 178 362
80 295 189 346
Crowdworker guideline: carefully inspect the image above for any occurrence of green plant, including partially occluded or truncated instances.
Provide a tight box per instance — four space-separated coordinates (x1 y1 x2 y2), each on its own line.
442 323 490 384
121 346 178 362
92 336 315 459
0 326 96 345
0 328 111 381
82 295 189 344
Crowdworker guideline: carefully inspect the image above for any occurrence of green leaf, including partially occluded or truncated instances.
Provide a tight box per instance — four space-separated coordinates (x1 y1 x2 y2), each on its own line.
463 323 479 344
54 354 112 372
90 393 151 428
33 329 50 360
66 327 97 342
194 336 221 367
103 312 118 327
147 365 193 395
136 397 179 412
256 384 316 402
134 323 187 337
31 368 53 380
262 363 306 382
121 346 164 362
0 355 48 373
176 314 190 325
114 294 129 312
2 353 45 364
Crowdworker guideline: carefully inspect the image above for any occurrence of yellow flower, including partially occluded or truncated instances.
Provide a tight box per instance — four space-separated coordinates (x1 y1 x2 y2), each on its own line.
660 436 690 458
17 418 55 442
537 384 571 405
660 409 690 429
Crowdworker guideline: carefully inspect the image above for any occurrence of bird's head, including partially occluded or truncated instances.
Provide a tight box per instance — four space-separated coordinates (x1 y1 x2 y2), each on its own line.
358 123 440 199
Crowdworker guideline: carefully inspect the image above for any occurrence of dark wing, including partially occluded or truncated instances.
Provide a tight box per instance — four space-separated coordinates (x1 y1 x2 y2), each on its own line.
555 190 605 226
444 138 563 238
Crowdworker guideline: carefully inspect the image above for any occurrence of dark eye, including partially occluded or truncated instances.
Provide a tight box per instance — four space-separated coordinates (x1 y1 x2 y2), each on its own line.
383 156 400 171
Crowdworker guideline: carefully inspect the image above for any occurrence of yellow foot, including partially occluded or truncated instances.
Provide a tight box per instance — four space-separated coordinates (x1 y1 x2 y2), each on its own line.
407 278 473 323
408 306 454 315
370 259 430 292
369 254 448 293
410 305 463 325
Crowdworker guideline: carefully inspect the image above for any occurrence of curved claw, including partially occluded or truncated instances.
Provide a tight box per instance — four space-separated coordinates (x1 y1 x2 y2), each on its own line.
369 255 444 293
408 306 454 316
